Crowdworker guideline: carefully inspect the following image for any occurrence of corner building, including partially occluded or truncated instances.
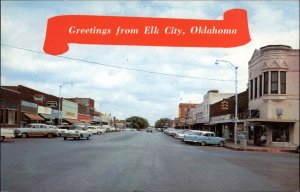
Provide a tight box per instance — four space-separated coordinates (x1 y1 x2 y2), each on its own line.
247 45 299 147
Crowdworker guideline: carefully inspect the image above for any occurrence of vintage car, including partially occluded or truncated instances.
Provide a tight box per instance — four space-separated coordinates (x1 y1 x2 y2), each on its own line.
146 127 153 132
184 131 225 147
86 126 105 135
14 123 58 138
183 131 206 144
69 122 91 130
102 125 115 132
63 129 92 140
1 128 15 142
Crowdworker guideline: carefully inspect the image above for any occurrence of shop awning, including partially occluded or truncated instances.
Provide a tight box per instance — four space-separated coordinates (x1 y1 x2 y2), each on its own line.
39 114 53 119
245 118 297 123
64 118 81 124
24 113 45 121
80 120 92 123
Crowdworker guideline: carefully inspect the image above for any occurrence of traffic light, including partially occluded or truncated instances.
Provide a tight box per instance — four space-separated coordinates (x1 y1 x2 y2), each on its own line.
220 99 229 110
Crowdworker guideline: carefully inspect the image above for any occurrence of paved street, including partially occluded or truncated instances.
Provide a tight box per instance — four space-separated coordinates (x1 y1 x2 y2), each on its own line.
1 131 299 192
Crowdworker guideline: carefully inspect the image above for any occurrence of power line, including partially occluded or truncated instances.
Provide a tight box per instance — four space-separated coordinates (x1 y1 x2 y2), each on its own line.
1 43 234 82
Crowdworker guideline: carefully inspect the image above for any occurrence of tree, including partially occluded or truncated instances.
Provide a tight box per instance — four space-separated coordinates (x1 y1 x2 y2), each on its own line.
126 116 149 130
155 118 173 128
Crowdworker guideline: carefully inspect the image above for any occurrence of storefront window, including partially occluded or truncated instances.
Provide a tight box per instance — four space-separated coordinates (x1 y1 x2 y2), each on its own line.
248 126 254 140
272 124 289 142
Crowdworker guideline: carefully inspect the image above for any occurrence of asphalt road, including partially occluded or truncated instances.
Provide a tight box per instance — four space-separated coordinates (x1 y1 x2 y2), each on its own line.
1 131 299 192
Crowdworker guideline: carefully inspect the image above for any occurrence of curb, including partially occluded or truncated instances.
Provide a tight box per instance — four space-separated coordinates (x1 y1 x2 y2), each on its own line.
224 145 297 153
224 145 269 152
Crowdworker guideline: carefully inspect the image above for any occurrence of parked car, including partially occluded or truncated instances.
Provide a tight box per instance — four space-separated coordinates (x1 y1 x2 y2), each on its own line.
183 131 206 144
102 125 115 132
57 123 71 130
86 126 105 135
296 144 300 153
1 128 15 142
184 131 225 147
63 129 92 140
70 122 91 130
14 123 58 138
146 127 153 132
174 129 192 140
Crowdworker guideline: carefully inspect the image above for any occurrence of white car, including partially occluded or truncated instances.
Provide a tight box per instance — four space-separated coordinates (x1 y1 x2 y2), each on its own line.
86 126 105 135
14 123 58 138
102 125 115 132
0 128 15 142
63 129 92 140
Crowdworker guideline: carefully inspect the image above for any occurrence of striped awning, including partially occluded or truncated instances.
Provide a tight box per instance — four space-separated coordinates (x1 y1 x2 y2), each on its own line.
24 113 45 121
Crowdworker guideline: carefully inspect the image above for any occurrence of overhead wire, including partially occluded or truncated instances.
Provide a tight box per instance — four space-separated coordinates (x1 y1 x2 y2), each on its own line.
1 43 234 82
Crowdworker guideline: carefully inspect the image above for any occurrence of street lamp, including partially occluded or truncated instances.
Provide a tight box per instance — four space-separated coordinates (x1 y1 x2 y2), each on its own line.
58 82 74 125
215 59 238 146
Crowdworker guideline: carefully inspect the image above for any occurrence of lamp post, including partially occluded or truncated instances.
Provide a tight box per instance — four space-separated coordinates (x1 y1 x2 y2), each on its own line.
58 82 74 125
215 60 238 146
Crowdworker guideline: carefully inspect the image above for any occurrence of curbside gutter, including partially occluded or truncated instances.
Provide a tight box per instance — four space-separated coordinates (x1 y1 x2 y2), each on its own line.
224 144 297 153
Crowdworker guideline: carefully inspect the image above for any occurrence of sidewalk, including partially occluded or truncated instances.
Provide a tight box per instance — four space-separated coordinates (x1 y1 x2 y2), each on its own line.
224 142 296 153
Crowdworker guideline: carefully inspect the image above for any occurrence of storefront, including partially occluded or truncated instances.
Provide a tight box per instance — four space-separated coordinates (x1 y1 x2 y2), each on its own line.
61 99 79 124
21 100 44 126
246 120 296 147
78 114 91 124
38 106 53 125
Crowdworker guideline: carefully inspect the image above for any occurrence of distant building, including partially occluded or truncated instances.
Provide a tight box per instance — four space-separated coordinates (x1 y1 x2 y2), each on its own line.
176 103 199 128
194 90 234 130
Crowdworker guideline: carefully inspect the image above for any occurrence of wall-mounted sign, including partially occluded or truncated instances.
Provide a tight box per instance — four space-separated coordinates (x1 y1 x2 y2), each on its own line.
33 94 45 103
46 101 57 107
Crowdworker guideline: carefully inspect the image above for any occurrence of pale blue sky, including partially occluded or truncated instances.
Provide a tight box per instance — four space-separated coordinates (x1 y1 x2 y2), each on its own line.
1 1 299 125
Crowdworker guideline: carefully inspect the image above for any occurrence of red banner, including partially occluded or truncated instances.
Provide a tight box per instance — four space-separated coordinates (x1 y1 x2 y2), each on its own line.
43 9 250 55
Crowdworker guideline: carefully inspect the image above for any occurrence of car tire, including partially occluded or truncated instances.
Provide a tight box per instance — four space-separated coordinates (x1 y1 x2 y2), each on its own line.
219 141 225 147
87 137 90 140
21 133 28 138
297 146 300 153
0 136 4 142
200 141 206 146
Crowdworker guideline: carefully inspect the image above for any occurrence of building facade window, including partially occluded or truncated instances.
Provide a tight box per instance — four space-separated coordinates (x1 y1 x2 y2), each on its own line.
0 109 4 124
280 71 286 94
263 72 269 94
250 79 253 100
271 71 279 94
6 109 17 125
259 75 263 97
254 77 258 99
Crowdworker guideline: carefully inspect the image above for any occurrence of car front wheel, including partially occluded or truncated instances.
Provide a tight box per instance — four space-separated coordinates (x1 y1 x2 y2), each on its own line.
200 141 206 146
21 133 29 138
218 141 225 147
0 136 4 142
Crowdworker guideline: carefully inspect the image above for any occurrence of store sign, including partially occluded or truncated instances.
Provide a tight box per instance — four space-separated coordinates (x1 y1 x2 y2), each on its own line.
46 101 57 107
33 94 45 103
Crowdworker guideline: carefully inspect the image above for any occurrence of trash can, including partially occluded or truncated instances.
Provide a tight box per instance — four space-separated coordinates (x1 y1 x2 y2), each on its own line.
238 131 248 147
